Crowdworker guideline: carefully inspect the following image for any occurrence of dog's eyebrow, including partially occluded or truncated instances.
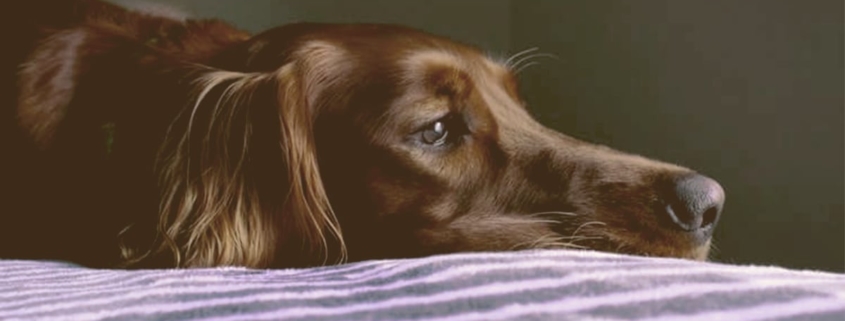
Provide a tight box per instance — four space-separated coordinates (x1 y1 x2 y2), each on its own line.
425 66 474 100
407 98 453 128
476 57 523 102
399 50 467 85
399 50 517 100
401 50 462 69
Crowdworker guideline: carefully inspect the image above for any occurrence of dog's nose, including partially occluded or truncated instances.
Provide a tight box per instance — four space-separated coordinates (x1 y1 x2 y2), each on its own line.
664 174 725 235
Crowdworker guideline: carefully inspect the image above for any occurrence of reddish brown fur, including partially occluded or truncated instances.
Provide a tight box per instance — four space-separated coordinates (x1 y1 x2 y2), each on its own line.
1 0 724 269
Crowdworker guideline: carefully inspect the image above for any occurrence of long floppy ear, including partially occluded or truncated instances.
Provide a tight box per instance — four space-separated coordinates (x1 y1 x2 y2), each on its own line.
16 17 249 150
122 64 346 268
17 28 106 150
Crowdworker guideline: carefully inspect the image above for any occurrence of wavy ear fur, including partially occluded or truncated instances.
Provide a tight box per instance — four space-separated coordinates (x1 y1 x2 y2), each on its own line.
121 64 346 268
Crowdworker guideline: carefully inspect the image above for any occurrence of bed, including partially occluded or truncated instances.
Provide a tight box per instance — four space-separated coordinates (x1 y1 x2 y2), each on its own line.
1 249 844 321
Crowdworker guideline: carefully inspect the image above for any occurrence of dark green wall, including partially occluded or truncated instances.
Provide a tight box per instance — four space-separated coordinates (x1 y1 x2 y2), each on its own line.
114 0 844 272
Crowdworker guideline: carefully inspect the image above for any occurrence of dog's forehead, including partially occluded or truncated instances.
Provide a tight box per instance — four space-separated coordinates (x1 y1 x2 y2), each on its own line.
398 50 508 82
389 50 508 120
277 24 511 84
395 50 536 124
369 48 551 150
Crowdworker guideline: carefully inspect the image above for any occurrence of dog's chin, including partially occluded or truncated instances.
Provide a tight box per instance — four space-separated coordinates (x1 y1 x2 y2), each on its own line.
588 237 713 261
637 239 712 261
688 242 713 261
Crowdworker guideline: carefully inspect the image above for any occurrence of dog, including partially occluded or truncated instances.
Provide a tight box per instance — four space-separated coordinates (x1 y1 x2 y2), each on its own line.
1 0 725 269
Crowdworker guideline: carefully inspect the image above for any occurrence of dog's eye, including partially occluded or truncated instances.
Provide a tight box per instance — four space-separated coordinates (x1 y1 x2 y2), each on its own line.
418 114 467 147
422 121 448 145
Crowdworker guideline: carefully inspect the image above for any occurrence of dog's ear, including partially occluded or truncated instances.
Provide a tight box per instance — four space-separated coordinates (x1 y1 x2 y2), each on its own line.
16 13 249 150
16 26 151 151
17 28 98 150
123 64 346 268
269 64 348 267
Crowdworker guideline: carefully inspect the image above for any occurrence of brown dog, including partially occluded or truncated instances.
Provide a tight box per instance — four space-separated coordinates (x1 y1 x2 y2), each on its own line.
1 0 725 269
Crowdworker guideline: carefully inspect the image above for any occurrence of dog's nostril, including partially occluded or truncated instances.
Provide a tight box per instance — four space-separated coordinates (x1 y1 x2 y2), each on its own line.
664 174 726 233
701 207 719 229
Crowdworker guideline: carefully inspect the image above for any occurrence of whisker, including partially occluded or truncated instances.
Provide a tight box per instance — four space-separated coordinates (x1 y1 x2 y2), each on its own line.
707 241 721 261
515 61 540 74
511 52 559 71
614 242 629 253
529 234 561 249
528 211 578 217
509 234 548 251
565 236 605 242
511 233 568 251
510 219 560 226
543 241 589 250
536 236 578 250
504 47 539 67
516 233 607 251
570 221 607 238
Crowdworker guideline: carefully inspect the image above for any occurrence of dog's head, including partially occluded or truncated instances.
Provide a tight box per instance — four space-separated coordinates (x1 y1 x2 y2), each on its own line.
130 22 725 268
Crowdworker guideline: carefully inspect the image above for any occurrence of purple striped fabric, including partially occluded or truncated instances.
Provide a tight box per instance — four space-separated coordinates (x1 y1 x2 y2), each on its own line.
1 249 844 321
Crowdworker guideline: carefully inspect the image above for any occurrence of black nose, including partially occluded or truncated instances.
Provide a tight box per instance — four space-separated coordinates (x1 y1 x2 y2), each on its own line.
664 174 725 235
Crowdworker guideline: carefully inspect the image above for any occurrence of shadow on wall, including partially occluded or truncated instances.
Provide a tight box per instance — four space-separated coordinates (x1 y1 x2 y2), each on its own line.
110 0 844 272
109 0 512 54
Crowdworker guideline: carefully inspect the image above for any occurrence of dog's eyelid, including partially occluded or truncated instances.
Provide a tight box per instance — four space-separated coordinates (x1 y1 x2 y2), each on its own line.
410 112 470 149
421 112 465 132
406 106 451 133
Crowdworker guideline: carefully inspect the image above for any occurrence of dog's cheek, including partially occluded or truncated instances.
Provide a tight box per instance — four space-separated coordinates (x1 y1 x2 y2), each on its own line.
341 171 458 260
415 214 556 253
364 164 452 222
492 147 579 215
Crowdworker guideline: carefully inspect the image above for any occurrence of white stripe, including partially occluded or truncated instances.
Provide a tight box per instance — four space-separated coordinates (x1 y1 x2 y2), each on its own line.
0 261 416 300
6 255 844 318
285 260 398 279
1 270 124 284
307 249 652 281
201 278 840 321
0 272 193 301
0 259 650 315
6 250 617 296
0 271 150 292
297 261 404 281
12 263 834 320
0 266 65 275
6 253 840 302
637 297 845 321
0 261 73 269
1 266 310 294
0 269 104 281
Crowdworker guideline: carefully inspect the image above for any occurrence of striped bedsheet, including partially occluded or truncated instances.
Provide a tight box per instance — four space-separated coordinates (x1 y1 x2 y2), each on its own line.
1 250 844 321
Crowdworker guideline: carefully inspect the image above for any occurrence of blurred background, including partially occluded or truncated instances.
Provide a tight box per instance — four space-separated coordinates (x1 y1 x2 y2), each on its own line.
110 0 844 272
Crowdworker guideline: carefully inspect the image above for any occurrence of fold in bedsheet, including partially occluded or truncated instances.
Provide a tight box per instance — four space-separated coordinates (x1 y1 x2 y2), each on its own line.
1 249 844 321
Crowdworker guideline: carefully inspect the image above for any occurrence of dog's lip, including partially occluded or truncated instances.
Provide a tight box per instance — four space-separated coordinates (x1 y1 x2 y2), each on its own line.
620 240 712 261
679 223 716 246
592 227 714 261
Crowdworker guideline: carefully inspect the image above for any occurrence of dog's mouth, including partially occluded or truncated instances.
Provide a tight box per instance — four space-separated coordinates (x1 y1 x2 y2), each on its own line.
538 214 715 261
550 233 713 261
592 232 714 261
532 173 725 261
